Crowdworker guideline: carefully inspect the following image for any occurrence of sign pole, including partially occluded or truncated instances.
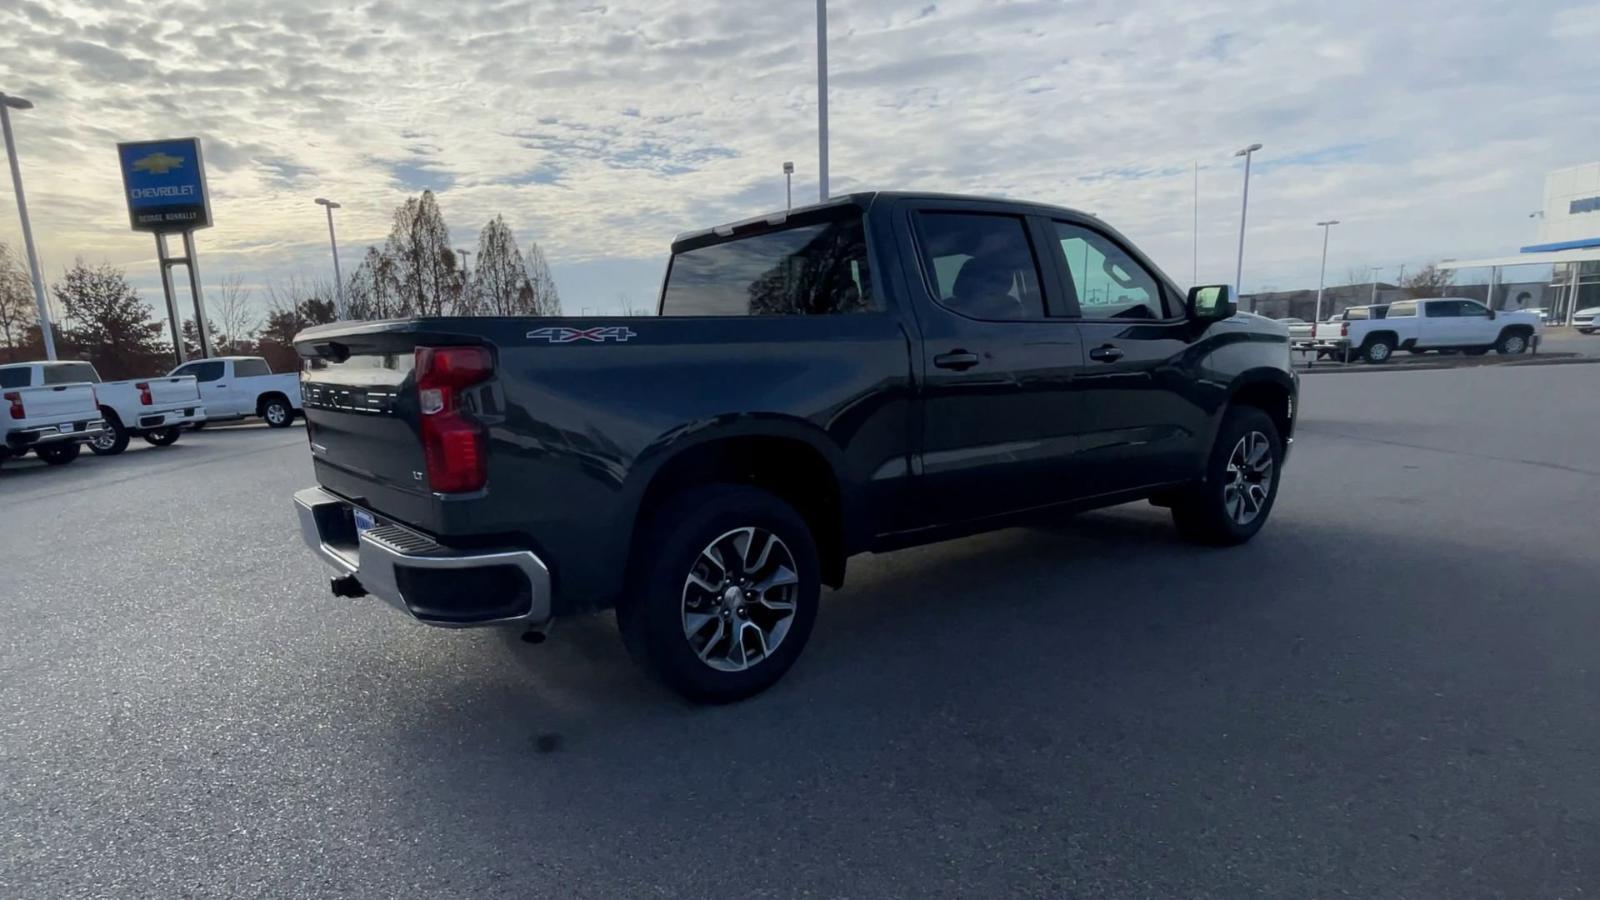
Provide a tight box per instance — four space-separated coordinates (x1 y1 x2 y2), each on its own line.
180 229 213 357
156 234 186 365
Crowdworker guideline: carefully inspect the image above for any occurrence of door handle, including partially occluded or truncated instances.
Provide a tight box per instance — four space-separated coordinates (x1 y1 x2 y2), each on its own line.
933 351 981 371
1088 345 1124 363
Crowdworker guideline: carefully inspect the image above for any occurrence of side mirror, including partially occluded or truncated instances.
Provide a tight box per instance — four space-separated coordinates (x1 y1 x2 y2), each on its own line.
1187 284 1236 323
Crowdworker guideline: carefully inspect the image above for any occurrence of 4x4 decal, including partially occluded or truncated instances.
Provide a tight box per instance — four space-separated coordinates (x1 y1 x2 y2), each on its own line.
526 326 638 343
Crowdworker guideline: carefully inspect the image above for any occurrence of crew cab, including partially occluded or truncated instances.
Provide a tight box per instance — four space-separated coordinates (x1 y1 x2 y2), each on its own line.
168 356 301 428
0 363 106 469
1312 304 1386 360
0 361 205 455
291 192 1298 702
1313 297 1541 363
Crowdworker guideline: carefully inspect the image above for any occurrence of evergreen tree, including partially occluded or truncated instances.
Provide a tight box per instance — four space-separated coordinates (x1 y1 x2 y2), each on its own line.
53 260 167 379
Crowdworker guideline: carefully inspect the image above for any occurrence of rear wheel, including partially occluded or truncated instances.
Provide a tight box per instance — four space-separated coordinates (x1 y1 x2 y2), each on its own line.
35 443 82 465
262 397 293 428
1171 406 1283 546
143 427 180 447
617 484 821 703
88 414 130 456
1362 336 1395 364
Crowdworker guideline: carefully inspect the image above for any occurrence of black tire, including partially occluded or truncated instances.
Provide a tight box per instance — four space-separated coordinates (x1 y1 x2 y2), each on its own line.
189 420 207 432
1362 336 1395 364
88 413 130 456
35 442 82 466
1171 406 1283 546
617 484 821 703
1578 328 1595 335
261 397 293 428
143 427 180 447
1496 329 1530 355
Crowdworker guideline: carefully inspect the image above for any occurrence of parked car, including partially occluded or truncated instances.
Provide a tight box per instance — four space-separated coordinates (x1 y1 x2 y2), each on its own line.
1312 297 1541 363
0 361 205 455
168 356 302 428
0 363 106 469
291 191 1298 702
1575 306 1598 334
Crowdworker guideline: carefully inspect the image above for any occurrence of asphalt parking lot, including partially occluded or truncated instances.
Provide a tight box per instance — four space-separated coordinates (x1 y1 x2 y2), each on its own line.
4 365 1599 899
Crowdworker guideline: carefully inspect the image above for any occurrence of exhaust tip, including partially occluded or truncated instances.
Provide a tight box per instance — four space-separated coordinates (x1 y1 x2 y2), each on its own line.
520 630 547 645
330 574 367 598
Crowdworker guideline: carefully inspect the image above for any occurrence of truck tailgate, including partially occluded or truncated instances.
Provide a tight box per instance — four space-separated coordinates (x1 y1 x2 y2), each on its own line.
14 383 97 421
146 376 201 407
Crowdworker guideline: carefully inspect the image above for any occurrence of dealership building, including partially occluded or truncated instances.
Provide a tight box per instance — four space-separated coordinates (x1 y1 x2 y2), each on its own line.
1441 161 1600 324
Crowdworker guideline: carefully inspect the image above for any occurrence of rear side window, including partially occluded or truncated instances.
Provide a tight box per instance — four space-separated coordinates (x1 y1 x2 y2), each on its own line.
660 212 872 316
0 367 29 388
185 361 226 383
914 212 1044 320
1424 301 1460 318
1388 301 1418 317
42 363 99 385
234 358 271 377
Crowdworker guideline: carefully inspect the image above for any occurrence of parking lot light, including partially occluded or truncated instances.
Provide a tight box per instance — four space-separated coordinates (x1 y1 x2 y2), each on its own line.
1234 143 1263 309
1314 219 1340 324
1 91 57 360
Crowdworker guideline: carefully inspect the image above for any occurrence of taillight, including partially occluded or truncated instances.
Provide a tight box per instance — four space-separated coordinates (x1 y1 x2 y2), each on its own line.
414 346 493 493
4 391 22 420
136 382 152 405
1340 322 1349 337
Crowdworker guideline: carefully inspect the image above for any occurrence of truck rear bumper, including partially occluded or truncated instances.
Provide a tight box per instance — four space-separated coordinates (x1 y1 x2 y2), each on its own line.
136 405 205 431
5 418 106 449
293 486 552 629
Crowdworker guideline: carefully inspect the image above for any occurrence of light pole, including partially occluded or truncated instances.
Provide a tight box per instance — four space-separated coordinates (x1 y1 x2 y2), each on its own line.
1 92 55 360
1192 160 1199 285
1314 219 1339 324
1368 264 1383 305
314 198 344 318
783 161 794 211
1234 143 1262 310
816 0 829 202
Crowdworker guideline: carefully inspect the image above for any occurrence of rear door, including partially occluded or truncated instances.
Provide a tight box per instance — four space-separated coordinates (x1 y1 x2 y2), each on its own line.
897 202 1087 524
1044 218 1208 492
173 360 235 414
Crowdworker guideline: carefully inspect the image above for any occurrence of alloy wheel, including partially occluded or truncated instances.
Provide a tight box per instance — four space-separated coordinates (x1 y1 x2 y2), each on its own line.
681 526 799 672
1222 431 1274 526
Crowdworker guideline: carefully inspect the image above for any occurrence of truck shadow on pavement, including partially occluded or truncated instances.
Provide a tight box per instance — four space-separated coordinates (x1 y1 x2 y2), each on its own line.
275 503 1600 895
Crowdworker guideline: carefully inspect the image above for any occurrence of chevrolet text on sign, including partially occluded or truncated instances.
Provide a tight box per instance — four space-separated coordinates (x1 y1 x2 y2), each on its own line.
116 138 213 233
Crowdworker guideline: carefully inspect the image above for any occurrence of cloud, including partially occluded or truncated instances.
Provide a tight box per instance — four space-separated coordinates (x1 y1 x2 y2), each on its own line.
0 0 1594 315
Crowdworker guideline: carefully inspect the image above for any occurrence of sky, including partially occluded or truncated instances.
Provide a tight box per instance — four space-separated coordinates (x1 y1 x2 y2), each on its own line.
2 0 1599 330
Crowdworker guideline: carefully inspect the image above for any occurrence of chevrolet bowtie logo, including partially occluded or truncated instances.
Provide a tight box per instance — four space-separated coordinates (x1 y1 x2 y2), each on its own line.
132 152 185 175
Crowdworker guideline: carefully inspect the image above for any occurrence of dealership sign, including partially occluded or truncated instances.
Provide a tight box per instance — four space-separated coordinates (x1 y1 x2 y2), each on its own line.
116 138 212 232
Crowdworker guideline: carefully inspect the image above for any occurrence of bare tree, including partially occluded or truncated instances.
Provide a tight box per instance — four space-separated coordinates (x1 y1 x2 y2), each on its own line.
384 190 459 316
615 292 653 316
345 246 401 321
0 242 35 353
523 241 561 316
1402 264 1455 299
212 274 259 354
472 216 527 316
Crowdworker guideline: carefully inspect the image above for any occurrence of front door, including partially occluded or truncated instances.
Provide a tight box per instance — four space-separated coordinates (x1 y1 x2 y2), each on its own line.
1044 219 1209 493
899 205 1087 526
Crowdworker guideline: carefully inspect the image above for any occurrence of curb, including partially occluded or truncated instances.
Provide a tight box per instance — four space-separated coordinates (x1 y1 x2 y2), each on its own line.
1297 353 1600 375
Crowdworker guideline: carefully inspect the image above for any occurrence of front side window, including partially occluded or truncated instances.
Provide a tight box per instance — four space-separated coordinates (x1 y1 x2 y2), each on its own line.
1053 223 1165 320
1388 300 1418 317
42 363 99 385
1459 301 1491 318
660 212 872 317
914 212 1044 320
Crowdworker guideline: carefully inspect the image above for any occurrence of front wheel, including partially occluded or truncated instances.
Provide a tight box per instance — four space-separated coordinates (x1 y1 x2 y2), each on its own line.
35 442 82 465
617 485 821 703
262 398 293 428
1496 330 1529 355
1171 406 1283 546
143 427 180 447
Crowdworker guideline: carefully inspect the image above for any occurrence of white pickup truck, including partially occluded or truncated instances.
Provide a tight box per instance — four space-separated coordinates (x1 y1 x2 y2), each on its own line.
168 356 302 428
0 360 206 456
1312 297 1542 363
0 364 107 469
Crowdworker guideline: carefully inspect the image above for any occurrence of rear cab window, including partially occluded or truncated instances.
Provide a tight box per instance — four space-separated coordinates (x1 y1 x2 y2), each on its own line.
42 363 99 385
0 367 31 389
660 207 872 316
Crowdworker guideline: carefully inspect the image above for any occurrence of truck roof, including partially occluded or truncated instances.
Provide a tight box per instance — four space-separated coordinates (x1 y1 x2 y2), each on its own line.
673 191 1097 246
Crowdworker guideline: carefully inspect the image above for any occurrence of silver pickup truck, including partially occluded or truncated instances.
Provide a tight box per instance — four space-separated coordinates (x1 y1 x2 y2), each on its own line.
0 364 106 469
